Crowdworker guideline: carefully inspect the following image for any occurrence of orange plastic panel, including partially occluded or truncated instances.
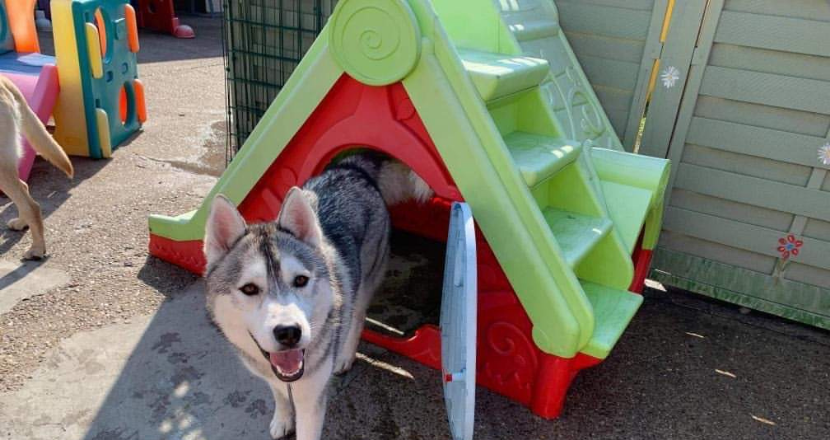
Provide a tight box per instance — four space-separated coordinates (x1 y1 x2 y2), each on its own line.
7 0 40 53
124 4 139 53
119 86 127 122
133 79 146 123
94 8 107 58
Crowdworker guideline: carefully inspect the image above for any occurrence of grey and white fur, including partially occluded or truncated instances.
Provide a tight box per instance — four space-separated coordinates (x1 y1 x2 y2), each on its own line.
204 154 431 440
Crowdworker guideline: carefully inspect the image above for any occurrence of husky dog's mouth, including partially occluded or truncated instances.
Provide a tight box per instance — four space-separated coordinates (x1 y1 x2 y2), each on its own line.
249 333 305 382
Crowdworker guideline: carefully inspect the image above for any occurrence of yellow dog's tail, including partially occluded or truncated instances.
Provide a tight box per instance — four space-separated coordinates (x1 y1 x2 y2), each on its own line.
2 76 73 178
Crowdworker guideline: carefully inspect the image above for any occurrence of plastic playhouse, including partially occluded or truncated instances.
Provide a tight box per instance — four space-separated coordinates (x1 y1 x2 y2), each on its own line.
0 0 146 175
149 0 670 424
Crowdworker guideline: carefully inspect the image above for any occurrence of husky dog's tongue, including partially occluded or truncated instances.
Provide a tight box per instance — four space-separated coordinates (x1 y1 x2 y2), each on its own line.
270 349 304 382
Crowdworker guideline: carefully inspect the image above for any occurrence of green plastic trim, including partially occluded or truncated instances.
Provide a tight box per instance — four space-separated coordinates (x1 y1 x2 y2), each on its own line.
591 147 670 250
328 0 421 86
591 148 671 206
643 198 665 251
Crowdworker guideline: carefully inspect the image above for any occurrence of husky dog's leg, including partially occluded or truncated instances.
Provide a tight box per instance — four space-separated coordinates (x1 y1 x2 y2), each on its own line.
293 357 333 440
268 380 295 439
335 289 370 375
335 282 388 374
336 225 392 375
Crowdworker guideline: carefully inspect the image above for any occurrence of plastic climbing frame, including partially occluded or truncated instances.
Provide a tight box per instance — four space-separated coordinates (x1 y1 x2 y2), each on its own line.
52 0 146 159
149 0 670 419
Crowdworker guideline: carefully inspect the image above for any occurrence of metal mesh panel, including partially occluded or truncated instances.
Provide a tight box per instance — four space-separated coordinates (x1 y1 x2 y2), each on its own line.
223 0 336 154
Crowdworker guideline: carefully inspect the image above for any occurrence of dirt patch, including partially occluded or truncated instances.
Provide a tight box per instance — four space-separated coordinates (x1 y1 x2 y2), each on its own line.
367 231 445 337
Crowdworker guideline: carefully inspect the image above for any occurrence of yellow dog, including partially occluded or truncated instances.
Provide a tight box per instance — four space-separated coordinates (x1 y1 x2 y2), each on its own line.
0 75 73 259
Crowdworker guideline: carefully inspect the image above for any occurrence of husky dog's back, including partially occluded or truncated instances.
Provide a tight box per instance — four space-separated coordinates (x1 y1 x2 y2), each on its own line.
204 153 429 440
299 154 394 375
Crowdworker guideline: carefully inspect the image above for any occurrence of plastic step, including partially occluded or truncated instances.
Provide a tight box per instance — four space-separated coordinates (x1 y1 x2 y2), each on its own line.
458 49 549 102
541 208 612 268
580 282 643 359
505 132 582 187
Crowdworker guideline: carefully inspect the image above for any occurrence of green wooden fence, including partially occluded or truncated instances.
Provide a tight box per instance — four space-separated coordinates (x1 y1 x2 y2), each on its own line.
564 0 830 329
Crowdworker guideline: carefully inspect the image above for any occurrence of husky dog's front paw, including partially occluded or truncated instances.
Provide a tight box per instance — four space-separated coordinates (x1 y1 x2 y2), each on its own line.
7 218 27 231
270 410 295 439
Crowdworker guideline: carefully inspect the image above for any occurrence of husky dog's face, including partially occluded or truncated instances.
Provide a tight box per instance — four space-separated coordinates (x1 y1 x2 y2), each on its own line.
204 189 333 383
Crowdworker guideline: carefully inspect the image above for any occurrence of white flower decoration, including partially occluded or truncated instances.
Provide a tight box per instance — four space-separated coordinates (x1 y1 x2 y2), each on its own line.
660 66 681 89
819 143 830 166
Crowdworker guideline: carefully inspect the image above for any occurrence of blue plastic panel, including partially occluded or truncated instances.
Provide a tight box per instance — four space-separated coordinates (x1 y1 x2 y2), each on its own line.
0 0 15 55
0 52 55 76
70 0 142 158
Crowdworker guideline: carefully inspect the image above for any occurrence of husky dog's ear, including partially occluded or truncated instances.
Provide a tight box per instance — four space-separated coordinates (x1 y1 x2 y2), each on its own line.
277 187 322 247
205 195 248 268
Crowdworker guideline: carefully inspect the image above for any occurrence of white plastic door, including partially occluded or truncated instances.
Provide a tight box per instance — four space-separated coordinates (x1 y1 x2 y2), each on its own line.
441 202 477 440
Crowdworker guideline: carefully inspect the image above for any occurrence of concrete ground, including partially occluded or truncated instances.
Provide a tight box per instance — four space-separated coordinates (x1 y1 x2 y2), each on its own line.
1 16 829 440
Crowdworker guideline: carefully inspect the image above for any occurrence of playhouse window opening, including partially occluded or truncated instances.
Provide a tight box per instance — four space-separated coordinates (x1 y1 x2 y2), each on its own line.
325 150 447 338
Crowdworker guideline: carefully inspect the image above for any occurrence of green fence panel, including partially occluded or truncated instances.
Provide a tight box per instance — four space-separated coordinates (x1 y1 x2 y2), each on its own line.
647 0 830 330
555 0 667 149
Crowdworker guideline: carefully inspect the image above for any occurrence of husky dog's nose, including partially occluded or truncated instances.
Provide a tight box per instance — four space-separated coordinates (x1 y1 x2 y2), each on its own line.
273 325 302 348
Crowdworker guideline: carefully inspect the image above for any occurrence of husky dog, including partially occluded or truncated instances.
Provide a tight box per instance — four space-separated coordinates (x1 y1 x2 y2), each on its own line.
204 154 430 440
0 75 73 259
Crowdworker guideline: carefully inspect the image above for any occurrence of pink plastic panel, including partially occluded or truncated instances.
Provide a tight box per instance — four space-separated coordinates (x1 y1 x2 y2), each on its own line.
0 58 59 181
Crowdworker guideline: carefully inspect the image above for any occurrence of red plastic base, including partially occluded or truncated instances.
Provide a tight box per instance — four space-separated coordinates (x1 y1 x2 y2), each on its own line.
148 75 652 419
362 326 442 371
136 0 194 38
148 235 205 275
628 231 653 294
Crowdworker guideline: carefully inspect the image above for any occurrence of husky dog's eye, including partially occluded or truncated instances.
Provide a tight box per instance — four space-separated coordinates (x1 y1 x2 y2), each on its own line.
293 275 309 288
239 283 260 296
